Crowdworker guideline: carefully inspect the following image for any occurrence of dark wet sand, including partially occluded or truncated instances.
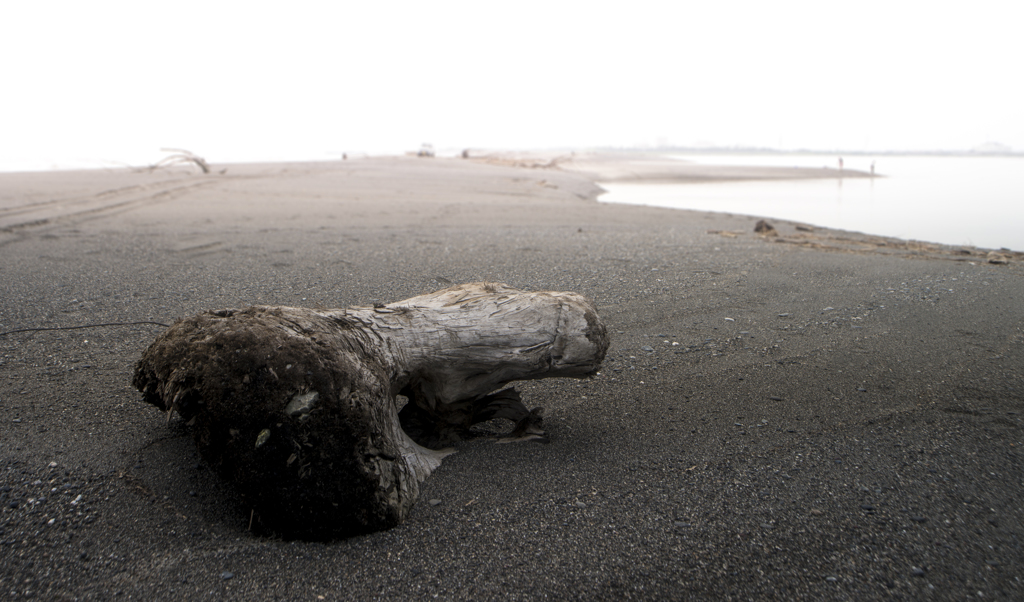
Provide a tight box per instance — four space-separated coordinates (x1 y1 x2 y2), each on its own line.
1 156 1022 600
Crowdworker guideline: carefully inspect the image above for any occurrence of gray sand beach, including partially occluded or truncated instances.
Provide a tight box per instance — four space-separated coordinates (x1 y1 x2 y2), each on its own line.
1 155 1022 600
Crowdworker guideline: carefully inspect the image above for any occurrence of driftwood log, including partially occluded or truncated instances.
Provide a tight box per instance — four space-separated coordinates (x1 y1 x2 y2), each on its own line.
133 283 608 539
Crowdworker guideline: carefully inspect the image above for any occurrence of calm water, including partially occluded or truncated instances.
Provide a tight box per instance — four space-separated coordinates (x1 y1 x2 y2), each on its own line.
598 154 1024 252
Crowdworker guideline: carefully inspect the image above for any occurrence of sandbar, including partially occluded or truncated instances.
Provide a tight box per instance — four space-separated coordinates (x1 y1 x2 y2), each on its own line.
1 155 1021 599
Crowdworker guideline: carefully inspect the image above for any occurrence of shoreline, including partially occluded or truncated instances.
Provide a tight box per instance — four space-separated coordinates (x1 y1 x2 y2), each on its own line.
1 153 1018 269
0 153 1017 262
557 151 875 183
1 154 1022 599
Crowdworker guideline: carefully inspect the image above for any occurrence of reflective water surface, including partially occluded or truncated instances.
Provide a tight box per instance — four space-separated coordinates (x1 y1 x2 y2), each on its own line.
599 154 1024 251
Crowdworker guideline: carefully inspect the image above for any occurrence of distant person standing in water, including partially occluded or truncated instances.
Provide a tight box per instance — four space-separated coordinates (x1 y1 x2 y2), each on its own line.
838 157 844 171
870 161 875 176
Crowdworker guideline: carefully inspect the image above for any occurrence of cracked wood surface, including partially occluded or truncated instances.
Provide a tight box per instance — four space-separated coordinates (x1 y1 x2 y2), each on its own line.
132 282 608 538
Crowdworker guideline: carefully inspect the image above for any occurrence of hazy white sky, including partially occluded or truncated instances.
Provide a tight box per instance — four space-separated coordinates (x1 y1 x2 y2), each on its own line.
1 1 1021 169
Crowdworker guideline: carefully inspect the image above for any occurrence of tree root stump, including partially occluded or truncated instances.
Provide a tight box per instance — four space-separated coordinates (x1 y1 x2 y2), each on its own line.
132 283 608 539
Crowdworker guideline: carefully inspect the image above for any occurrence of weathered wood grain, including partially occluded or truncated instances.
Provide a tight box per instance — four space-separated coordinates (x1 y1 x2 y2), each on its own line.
133 283 607 538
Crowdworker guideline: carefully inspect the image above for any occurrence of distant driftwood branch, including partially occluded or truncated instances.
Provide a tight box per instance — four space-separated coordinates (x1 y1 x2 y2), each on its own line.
133 283 608 539
149 148 211 173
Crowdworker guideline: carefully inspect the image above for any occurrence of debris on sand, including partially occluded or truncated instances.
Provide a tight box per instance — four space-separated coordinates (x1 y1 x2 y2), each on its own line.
754 220 778 236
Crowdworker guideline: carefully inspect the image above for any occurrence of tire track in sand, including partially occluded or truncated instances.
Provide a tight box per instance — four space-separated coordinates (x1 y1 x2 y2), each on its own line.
0 178 219 247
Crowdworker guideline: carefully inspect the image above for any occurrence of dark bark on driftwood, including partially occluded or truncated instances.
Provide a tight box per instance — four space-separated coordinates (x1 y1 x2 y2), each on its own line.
133 283 608 539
